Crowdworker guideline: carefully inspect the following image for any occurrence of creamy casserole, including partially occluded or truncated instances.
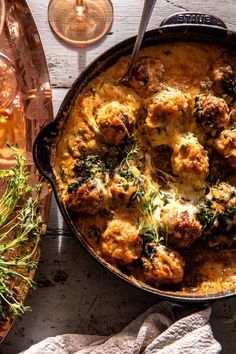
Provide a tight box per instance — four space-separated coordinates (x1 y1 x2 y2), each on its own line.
53 42 236 295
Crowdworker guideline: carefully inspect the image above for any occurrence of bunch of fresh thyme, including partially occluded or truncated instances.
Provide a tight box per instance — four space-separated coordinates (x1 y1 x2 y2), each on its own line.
0 145 43 321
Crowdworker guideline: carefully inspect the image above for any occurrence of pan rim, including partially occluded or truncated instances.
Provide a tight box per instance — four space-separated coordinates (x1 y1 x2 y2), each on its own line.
33 23 236 302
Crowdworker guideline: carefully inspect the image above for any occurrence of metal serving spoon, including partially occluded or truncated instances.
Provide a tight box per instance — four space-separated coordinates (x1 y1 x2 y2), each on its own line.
119 0 157 85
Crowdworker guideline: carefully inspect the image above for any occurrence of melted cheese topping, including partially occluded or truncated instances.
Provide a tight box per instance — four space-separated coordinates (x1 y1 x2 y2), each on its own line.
53 42 236 296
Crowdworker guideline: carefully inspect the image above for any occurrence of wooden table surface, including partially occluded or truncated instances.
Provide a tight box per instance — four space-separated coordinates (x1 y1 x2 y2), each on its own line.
2 1 236 353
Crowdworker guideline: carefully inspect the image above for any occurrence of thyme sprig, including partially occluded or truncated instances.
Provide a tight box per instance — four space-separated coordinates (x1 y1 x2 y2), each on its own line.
119 140 145 203
0 144 31 228
139 191 164 245
0 146 43 320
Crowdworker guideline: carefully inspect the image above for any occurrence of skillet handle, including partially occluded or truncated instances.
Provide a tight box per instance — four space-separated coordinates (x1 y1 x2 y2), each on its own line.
33 121 56 182
160 12 227 29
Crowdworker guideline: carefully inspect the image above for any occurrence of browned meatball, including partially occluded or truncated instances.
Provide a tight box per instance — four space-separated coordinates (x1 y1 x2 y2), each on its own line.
212 64 234 93
96 102 136 145
129 57 165 95
146 88 193 130
206 182 236 215
194 94 229 131
167 211 202 248
171 134 209 179
214 128 236 169
100 219 142 265
213 64 234 83
64 178 109 214
109 168 142 206
110 181 137 205
141 244 185 285
198 182 236 232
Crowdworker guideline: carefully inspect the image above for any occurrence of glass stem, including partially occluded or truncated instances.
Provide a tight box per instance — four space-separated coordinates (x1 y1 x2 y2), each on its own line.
76 0 84 6
75 0 87 20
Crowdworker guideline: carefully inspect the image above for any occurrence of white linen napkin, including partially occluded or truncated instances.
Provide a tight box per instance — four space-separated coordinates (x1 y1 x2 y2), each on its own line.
21 302 221 354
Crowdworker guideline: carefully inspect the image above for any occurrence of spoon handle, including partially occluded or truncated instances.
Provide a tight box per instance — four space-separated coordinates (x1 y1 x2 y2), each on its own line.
121 0 157 83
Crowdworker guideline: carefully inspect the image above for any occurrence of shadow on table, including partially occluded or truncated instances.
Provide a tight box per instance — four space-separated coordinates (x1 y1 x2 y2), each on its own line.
1 196 157 353
2 196 236 354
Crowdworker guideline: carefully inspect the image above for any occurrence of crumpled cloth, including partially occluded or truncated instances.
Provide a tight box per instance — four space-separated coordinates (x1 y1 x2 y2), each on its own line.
21 302 221 354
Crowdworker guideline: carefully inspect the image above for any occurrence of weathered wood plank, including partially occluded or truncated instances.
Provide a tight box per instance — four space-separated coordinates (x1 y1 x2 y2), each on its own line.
28 0 236 88
52 87 69 114
1 1 236 353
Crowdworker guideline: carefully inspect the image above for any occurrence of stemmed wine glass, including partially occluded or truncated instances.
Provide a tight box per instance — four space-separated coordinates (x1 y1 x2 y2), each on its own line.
48 0 113 46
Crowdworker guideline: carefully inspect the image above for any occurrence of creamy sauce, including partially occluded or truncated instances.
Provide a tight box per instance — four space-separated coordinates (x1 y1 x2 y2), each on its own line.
53 42 236 296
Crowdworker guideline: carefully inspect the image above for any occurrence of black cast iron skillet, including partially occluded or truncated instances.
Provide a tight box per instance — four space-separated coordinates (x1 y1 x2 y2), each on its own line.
33 12 236 303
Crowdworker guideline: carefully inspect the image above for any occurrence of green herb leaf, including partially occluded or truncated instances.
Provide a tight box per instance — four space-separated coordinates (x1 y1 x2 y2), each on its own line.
0 145 43 320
